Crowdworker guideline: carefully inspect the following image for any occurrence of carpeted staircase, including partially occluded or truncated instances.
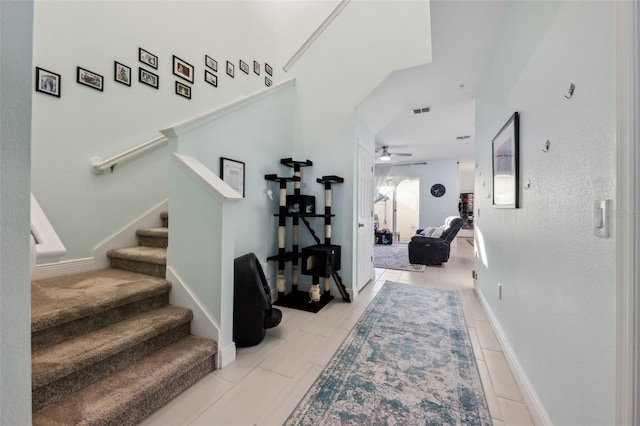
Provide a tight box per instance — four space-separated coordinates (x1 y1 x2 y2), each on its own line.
32 212 218 425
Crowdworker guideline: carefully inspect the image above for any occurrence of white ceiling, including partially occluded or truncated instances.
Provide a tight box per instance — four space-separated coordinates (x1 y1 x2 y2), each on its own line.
356 0 507 167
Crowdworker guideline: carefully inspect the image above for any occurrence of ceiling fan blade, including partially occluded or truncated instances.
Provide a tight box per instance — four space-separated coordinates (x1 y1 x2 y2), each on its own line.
392 153 412 156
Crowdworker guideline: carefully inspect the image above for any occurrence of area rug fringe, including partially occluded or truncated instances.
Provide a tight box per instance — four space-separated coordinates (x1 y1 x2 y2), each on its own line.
285 281 492 426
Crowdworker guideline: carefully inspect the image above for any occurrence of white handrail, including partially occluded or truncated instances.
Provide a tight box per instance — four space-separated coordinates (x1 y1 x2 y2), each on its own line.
283 0 351 72
90 134 168 174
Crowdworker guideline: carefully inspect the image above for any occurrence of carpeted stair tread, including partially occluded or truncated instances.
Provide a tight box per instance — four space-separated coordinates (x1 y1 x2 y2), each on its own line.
32 306 193 389
107 246 167 265
32 269 171 333
33 336 216 426
136 227 168 238
136 227 169 249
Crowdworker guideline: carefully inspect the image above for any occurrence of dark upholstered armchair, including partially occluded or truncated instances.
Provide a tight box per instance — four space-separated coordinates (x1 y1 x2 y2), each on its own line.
408 216 463 266
233 253 282 347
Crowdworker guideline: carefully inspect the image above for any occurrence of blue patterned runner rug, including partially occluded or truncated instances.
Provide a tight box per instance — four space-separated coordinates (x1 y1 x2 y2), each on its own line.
285 281 492 426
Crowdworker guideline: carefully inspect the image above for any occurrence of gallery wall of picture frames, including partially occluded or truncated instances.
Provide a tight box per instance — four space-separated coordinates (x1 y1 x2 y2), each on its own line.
34 46 275 100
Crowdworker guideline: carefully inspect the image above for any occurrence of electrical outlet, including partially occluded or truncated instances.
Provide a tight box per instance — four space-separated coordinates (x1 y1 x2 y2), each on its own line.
498 283 502 300
472 270 477 280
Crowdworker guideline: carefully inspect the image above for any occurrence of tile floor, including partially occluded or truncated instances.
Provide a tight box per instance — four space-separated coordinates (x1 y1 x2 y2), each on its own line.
141 237 534 426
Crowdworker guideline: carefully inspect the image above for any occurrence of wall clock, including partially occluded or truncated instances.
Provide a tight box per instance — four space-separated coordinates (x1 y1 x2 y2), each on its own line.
430 183 446 197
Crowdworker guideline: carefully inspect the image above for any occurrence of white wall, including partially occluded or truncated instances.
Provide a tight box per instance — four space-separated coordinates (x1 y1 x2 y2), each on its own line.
285 0 431 291
474 2 616 424
0 0 34 422
31 1 278 259
174 83 297 272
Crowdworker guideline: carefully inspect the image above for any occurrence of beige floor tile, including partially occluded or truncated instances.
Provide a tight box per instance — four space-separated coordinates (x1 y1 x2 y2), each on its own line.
213 334 284 383
475 320 502 351
299 300 352 337
483 349 524 402
266 308 315 341
259 330 326 378
498 397 534 426
189 368 290 426
311 326 351 366
475 359 503 421
140 373 233 426
255 363 323 426
492 419 505 426
467 326 484 361
338 304 367 330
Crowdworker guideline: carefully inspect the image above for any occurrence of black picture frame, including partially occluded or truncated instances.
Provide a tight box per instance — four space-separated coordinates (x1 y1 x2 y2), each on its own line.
139 68 159 89
173 55 194 84
77 67 104 91
205 70 217 87
35 67 61 98
114 61 131 86
220 157 245 197
226 60 234 78
205 55 217 72
239 59 249 75
492 112 520 208
265 63 273 76
253 60 260 75
175 81 191 99
265 76 272 87
139 48 158 69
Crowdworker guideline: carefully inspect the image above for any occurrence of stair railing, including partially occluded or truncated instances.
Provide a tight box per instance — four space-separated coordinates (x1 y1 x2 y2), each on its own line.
90 135 168 174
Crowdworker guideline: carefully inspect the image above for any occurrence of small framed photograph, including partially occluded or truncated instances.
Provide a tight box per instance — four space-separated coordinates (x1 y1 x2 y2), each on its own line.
205 55 217 72
114 61 131 86
77 67 104 91
492 112 520 208
226 60 234 78
265 63 273 76
205 70 217 87
139 68 159 89
239 59 249 75
253 60 260 75
175 81 191 99
35 67 61 98
220 157 245 197
173 55 194 84
139 48 158 69
265 76 272 87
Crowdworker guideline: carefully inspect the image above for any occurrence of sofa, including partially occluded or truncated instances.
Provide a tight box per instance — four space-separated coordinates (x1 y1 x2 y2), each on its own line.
408 216 463 265
233 252 282 347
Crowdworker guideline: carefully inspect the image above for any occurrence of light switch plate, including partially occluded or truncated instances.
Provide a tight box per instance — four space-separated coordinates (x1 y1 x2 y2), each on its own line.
594 200 610 238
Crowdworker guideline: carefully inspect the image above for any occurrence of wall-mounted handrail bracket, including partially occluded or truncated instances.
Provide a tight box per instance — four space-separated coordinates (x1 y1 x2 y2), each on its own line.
564 83 575 99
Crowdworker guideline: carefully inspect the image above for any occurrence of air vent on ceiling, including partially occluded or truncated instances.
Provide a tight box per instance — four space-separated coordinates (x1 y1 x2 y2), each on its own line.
412 107 430 115
456 135 471 140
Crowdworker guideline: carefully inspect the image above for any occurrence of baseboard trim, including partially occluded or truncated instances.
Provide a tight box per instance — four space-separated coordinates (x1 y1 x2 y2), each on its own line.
475 288 553 426
217 342 237 369
31 257 96 280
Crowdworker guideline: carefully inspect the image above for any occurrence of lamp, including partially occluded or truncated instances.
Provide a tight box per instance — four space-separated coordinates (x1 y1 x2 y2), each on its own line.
379 153 391 161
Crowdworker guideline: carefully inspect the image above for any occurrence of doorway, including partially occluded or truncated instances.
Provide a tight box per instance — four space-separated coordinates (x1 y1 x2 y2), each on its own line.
374 177 419 243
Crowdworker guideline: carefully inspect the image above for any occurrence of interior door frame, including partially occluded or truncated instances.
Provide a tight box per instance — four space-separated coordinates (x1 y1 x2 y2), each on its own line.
355 140 375 296
616 1 638 424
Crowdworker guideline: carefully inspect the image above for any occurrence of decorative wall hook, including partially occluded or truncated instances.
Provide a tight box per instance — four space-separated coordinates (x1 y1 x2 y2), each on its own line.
542 140 551 153
524 179 532 190
564 83 575 99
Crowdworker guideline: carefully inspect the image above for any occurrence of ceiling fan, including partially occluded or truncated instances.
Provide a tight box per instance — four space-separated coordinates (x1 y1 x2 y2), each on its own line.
376 146 412 162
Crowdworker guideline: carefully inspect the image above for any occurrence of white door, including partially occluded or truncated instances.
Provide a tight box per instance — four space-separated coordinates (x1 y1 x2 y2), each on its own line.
356 142 374 292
